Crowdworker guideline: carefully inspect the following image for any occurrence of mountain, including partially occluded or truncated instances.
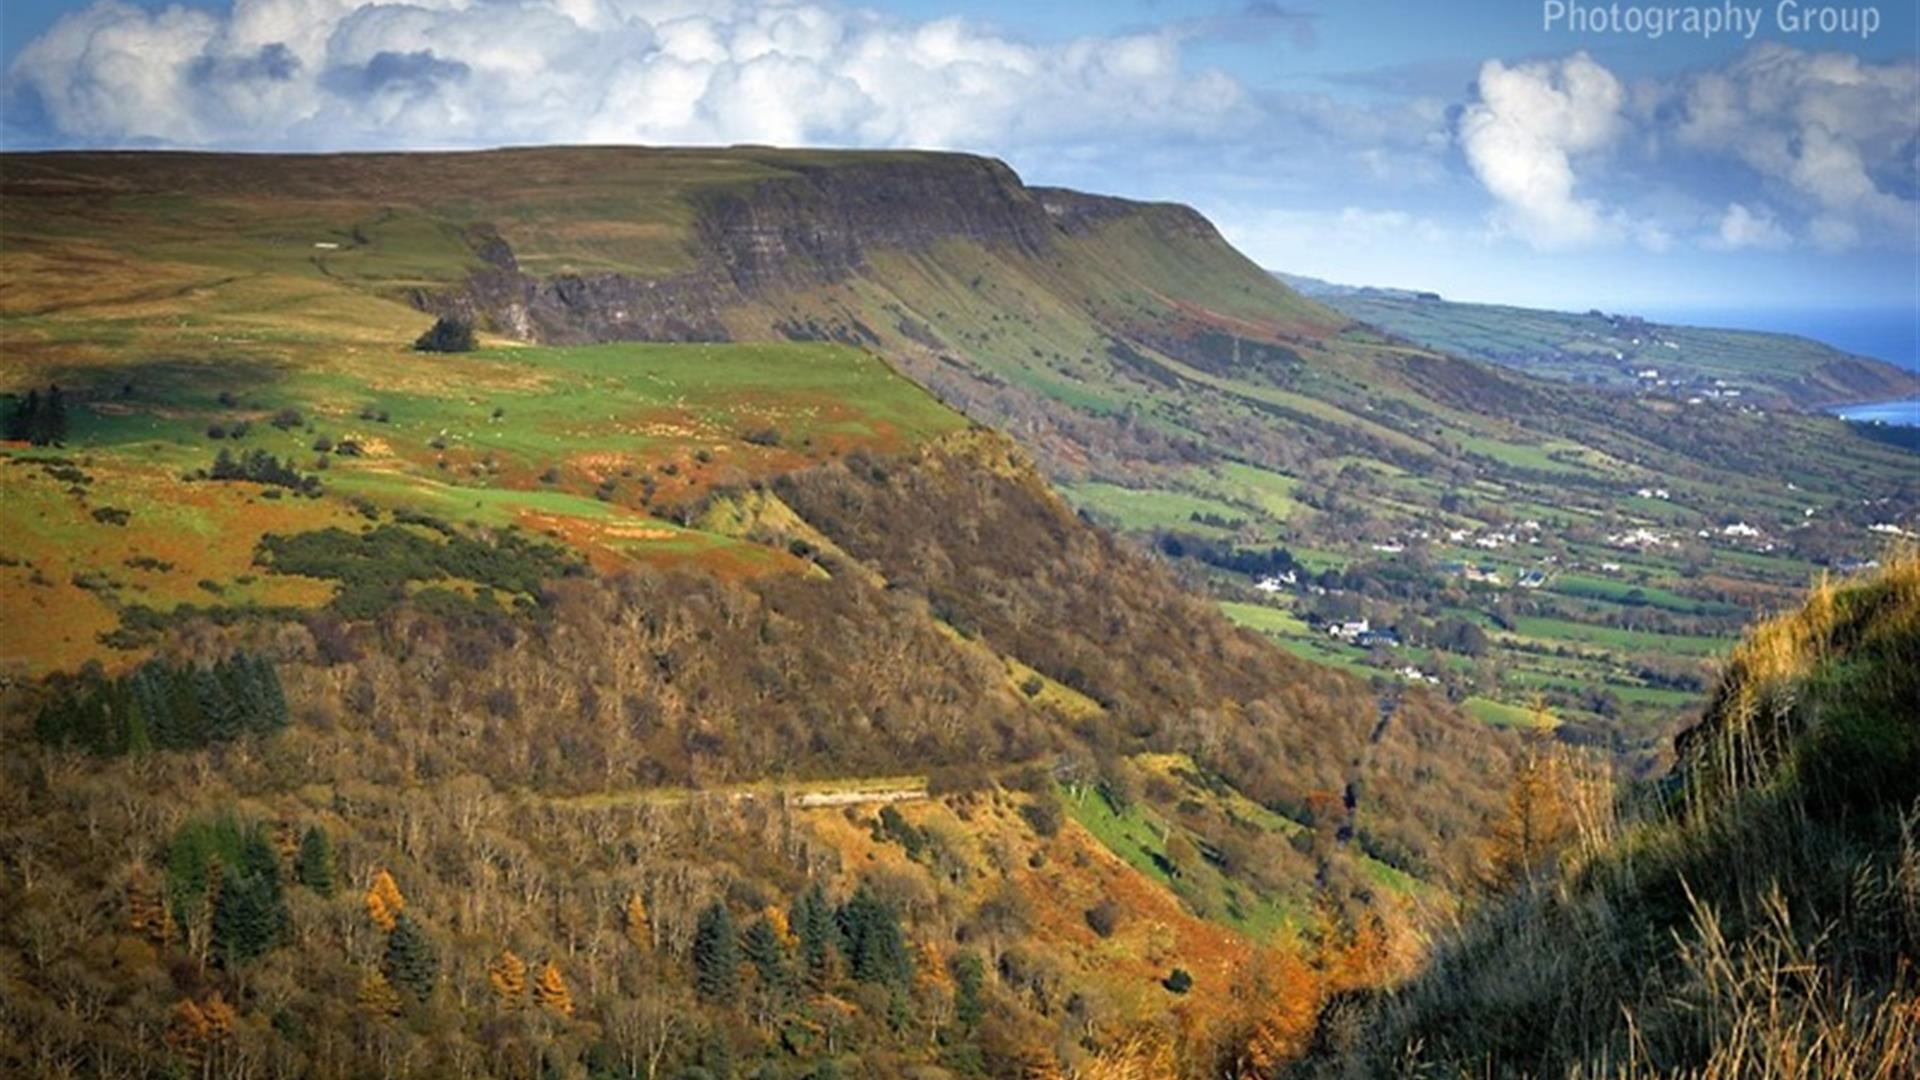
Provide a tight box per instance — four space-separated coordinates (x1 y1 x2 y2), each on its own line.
2 147 1509 1077
1278 272 1920 410
0 146 1913 1077
1296 548 1920 1076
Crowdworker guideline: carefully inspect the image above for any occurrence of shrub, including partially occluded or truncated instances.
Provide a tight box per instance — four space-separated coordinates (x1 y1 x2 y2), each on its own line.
1162 968 1192 994
413 316 475 353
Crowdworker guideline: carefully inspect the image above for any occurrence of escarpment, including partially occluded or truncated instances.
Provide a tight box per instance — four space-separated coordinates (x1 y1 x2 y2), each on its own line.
414 151 1215 345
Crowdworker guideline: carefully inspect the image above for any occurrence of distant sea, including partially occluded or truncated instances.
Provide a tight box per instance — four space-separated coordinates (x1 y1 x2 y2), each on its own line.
1634 306 1918 373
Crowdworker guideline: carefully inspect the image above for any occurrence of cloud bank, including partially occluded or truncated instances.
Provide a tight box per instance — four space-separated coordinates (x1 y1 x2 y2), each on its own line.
1456 43 1919 253
6 0 1247 151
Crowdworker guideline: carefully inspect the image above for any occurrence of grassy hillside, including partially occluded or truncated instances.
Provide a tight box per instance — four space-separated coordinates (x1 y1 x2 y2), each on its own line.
1278 274 1920 410
1297 548 1920 1077
0 149 1529 1078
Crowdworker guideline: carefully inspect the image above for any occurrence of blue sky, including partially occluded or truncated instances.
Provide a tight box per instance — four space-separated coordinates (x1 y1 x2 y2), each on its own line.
4 0 1917 316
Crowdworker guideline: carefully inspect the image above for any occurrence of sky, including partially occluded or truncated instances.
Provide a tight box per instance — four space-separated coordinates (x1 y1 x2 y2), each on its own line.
3 0 1918 315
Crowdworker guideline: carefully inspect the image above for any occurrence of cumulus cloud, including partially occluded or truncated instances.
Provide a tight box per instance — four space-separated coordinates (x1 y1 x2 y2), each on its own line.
1456 44 1919 254
1667 43 1918 251
1456 52 1629 250
1710 202 1791 250
4 0 1250 151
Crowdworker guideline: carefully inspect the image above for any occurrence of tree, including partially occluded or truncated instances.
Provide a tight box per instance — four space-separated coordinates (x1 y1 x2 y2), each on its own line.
296 826 334 896
212 864 284 966
838 886 910 987
691 902 740 1004
950 951 985 1031
414 316 476 353
1482 727 1575 894
366 869 405 932
357 969 403 1018
792 883 838 991
383 914 438 1001
489 948 528 1006
533 961 574 1017
624 892 650 948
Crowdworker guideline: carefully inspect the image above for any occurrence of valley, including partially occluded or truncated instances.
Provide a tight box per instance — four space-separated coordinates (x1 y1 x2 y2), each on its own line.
1 145 1914 1077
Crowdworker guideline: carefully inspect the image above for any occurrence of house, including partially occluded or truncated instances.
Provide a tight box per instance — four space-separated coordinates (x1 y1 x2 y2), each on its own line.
1465 564 1502 585
1720 522 1761 539
1328 619 1371 643
1355 628 1400 648
1396 665 1440 685
1253 571 1295 593
1518 568 1548 589
1370 541 1405 554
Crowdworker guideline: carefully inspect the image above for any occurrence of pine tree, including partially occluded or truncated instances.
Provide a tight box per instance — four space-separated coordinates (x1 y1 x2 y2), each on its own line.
742 916 793 997
296 826 335 895
200 662 244 743
383 914 438 1001
211 862 285 966
488 948 528 1006
839 886 910 987
532 960 574 1017
366 869 405 931
792 882 838 991
692 901 740 1004
357 969 403 1017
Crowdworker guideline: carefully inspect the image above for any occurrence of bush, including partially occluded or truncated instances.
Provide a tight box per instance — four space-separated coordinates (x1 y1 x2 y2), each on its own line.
1084 899 1120 938
413 316 476 353
1162 968 1192 994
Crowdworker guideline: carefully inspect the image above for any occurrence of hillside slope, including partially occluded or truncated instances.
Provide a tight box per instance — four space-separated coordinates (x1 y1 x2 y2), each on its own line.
1 149 1521 1077
1277 273 1919 410
1298 549 1920 1077
8 146 1915 757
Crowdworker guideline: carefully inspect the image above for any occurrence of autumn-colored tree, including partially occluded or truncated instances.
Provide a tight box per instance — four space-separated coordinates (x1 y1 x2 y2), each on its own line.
533 961 574 1017
623 892 650 948
357 969 403 1018
127 865 173 946
163 999 213 1065
1482 726 1575 894
1214 949 1322 1078
488 948 528 1006
365 869 405 932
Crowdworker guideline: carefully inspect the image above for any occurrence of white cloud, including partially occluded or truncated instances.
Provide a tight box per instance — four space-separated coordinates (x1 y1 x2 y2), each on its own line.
1666 44 1918 251
5 0 1249 151
1456 52 1628 250
1709 202 1790 250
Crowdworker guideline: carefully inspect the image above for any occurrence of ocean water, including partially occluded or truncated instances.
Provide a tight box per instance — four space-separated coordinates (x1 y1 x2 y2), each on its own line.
1831 396 1920 427
1636 306 1919 374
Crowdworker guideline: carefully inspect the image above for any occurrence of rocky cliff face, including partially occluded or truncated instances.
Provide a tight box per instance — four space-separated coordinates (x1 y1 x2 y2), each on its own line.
417 154 1170 344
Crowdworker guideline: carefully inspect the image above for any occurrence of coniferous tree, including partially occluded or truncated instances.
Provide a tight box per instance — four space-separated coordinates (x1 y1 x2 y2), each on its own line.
742 916 791 991
792 882 838 991
357 969 403 1017
839 886 910 987
383 914 438 1001
533 961 574 1017
212 834 287 968
691 902 740 1004
295 826 334 895
488 949 528 1006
